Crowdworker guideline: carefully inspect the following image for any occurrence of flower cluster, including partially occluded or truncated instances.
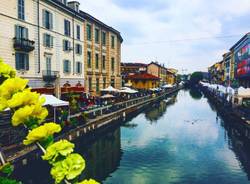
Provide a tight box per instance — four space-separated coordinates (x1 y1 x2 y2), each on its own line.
0 60 99 184
0 58 16 79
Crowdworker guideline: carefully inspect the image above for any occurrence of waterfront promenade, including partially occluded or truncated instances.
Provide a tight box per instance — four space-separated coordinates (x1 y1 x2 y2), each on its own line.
1 86 182 168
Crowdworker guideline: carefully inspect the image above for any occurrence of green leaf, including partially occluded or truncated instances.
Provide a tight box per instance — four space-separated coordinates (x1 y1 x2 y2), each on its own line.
0 163 14 176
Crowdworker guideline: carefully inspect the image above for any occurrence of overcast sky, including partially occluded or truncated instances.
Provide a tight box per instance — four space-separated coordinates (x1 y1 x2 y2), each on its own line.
79 0 250 73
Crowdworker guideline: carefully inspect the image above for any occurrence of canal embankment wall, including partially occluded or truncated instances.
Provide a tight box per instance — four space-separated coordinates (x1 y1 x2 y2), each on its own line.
200 85 250 130
2 86 182 168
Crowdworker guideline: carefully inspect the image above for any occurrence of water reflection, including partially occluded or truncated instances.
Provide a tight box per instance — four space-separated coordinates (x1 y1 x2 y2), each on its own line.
144 95 177 123
13 90 250 184
189 87 203 100
75 128 122 182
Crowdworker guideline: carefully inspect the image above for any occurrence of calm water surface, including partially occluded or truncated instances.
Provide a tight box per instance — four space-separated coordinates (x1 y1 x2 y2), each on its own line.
14 89 250 184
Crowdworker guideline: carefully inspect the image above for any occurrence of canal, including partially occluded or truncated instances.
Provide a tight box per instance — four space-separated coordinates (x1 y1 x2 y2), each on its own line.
14 89 250 184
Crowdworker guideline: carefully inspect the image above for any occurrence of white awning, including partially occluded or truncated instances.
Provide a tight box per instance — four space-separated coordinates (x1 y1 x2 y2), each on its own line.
119 87 138 94
41 95 69 107
162 84 173 88
101 94 115 98
101 86 119 92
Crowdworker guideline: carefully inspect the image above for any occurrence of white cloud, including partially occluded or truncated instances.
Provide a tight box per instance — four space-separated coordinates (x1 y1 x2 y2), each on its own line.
79 0 250 73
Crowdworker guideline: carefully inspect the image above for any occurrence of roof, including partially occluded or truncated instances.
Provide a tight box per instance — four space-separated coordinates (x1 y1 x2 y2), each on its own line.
49 0 123 42
126 73 160 80
230 32 250 51
121 63 148 67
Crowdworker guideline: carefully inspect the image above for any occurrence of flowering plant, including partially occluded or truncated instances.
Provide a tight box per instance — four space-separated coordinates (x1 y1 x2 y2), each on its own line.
0 59 99 184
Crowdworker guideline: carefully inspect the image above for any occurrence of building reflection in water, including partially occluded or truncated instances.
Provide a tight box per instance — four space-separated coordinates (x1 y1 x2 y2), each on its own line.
144 94 177 123
75 128 122 182
220 119 250 180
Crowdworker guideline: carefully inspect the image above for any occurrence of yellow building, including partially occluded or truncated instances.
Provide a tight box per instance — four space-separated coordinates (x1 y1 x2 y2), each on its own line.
147 62 167 85
82 13 123 96
166 68 178 85
126 73 160 90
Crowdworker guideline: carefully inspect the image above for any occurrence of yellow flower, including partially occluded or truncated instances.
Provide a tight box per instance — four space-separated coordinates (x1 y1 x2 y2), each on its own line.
11 101 48 126
42 140 74 163
50 153 85 183
77 179 100 184
7 89 40 108
0 97 7 111
0 77 28 100
23 123 61 145
12 105 34 126
0 58 16 79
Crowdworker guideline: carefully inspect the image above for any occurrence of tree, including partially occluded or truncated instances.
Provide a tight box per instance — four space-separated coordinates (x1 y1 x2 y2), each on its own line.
190 72 203 85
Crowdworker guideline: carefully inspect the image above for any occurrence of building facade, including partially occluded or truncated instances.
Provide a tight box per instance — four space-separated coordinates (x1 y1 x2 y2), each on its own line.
230 33 250 88
121 62 147 86
208 61 225 84
126 73 160 90
147 62 167 85
0 0 85 92
81 13 123 96
0 0 122 96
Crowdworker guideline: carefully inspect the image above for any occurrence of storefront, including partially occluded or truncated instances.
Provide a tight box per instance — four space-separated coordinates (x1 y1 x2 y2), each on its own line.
230 33 250 88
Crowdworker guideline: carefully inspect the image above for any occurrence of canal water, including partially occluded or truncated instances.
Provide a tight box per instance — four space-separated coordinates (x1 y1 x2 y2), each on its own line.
14 89 250 184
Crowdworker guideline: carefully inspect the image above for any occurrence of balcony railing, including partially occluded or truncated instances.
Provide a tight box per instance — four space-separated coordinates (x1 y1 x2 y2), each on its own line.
42 70 58 83
13 37 35 52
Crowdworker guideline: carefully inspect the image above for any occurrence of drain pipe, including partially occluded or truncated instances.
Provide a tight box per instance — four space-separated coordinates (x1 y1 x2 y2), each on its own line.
37 0 41 73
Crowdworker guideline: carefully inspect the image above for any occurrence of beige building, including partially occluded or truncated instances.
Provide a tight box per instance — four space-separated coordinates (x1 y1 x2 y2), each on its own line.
147 62 167 85
81 12 123 96
0 0 85 91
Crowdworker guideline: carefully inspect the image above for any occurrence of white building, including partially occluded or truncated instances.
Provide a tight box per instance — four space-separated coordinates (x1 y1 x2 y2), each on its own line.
0 0 85 90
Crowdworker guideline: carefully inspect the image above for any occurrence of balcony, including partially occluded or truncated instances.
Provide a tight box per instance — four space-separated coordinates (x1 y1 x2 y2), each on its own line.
42 70 58 84
13 37 35 52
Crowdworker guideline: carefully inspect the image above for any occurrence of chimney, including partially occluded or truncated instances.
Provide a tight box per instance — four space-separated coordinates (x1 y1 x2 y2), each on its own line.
59 0 68 5
67 1 80 12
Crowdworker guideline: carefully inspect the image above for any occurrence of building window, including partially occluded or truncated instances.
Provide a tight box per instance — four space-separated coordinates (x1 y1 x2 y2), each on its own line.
96 78 99 92
45 56 51 71
64 19 71 36
76 62 82 74
87 51 91 68
75 44 82 55
63 40 71 51
87 24 92 41
95 53 99 69
63 60 71 73
111 57 115 72
103 78 106 89
15 52 29 70
43 33 53 48
102 55 106 70
111 35 115 49
15 25 28 39
76 25 80 40
18 0 25 20
102 31 106 46
88 77 92 91
111 79 115 87
43 10 53 30
95 28 99 44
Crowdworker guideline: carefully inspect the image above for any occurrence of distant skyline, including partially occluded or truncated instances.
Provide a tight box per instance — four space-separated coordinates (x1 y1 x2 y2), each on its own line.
79 0 250 73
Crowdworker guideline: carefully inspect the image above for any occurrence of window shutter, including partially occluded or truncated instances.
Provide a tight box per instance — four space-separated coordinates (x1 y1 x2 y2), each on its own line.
80 63 82 74
63 60 66 72
69 61 71 73
50 13 53 30
15 53 20 70
24 27 28 39
63 40 65 51
50 36 53 48
25 54 29 70
42 9 45 27
15 25 19 38
43 33 46 46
